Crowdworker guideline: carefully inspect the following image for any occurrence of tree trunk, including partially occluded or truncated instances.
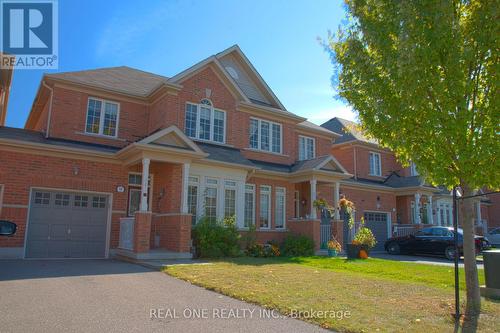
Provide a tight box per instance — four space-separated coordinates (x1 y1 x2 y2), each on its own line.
460 183 481 332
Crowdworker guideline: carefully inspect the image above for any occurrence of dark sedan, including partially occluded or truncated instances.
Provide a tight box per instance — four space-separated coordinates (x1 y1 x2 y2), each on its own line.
384 226 490 260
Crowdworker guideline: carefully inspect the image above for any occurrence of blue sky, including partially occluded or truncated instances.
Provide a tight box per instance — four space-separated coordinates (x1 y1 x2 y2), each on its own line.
5 0 355 128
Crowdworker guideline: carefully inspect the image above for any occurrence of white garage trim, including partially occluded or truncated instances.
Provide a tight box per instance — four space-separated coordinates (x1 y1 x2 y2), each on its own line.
24 187 113 259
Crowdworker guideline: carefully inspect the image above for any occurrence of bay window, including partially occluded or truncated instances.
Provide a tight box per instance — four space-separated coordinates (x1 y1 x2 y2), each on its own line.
184 99 226 143
259 185 271 229
248 118 282 154
298 136 315 160
204 178 218 222
187 176 199 225
224 180 236 218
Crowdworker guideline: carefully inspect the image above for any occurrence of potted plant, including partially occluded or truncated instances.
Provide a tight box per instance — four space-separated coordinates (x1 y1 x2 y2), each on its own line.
352 227 377 259
327 238 341 257
339 197 360 259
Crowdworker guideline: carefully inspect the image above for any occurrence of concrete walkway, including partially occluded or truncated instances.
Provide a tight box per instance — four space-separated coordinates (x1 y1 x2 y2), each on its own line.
372 253 484 269
0 259 328 333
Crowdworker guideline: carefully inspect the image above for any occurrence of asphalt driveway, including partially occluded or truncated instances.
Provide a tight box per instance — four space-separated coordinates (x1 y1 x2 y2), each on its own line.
0 259 328 333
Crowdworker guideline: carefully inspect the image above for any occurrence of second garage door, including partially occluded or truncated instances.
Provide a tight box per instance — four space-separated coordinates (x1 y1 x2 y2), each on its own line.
363 212 389 252
25 189 109 258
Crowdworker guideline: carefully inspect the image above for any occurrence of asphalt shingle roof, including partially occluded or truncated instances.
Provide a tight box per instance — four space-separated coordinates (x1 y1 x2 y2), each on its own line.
46 66 170 97
0 126 119 153
321 117 379 145
195 142 256 168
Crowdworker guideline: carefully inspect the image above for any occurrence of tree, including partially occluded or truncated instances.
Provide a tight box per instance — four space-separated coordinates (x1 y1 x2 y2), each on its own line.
326 1 499 331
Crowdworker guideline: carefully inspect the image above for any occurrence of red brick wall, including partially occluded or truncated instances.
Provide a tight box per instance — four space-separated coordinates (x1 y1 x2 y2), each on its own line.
486 194 500 228
46 86 149 147
0 149 130 248
340 186 397 224
152 214 191 252
396 195 412 224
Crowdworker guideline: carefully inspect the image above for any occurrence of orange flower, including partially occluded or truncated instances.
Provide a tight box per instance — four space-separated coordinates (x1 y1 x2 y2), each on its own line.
359 249 369 259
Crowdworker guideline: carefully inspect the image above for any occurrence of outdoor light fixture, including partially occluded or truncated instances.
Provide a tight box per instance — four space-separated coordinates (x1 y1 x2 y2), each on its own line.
72 165 79 176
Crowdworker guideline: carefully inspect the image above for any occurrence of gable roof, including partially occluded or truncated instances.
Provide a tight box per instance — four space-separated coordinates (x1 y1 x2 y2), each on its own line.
45 66 172 97
321 117 379 145
138 125 204 154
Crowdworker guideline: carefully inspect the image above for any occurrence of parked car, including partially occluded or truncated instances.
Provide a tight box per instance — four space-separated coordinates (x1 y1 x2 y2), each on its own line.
384 226 491 260
485 227 500 247
0 220 17 236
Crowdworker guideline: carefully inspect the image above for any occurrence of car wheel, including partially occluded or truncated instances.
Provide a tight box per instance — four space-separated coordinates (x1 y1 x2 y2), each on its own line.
445 246 457 261
387 242 400 255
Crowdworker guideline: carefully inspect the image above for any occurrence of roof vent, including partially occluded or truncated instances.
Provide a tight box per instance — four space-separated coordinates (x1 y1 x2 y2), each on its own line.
225 66 239 80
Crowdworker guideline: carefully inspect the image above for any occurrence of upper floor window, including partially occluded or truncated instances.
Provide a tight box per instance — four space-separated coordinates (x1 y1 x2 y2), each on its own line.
298 136 315 161
85 98 119 137
410 162 419 176
369 152 382 176
185 99 226 143
249 118 282 154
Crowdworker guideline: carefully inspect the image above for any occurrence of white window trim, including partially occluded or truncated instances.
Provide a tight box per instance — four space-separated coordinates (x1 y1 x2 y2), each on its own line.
204 177 219 220
185 101 227 144
249 117 283 154
259 185 272 229
223 179 237 218
244 184 256 228
84 97 120 138
298 135 316 161
369 152 382 176
275 187 286 229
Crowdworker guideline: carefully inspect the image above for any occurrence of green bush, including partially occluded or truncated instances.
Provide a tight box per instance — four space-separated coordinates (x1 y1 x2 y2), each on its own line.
353 227 377 249
281 234 315 256
192 215 241 258
246 243 281 257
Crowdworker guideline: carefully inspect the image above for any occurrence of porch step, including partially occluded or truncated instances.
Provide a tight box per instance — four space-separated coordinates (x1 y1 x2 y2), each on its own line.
113 248 193 260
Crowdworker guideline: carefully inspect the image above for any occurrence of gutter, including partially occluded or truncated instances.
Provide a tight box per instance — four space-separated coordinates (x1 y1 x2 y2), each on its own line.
42 81 53 138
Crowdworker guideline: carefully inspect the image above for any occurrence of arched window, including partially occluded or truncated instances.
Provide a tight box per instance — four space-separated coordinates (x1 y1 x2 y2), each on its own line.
184 99 226 143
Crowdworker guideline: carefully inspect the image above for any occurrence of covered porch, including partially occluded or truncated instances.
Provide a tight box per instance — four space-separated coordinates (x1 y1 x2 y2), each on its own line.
114 126 207 259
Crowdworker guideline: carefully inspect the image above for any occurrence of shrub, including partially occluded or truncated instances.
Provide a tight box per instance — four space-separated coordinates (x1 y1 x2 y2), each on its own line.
246 243 280 257
281 234 315 256
353 227 377 249
192 215 241 258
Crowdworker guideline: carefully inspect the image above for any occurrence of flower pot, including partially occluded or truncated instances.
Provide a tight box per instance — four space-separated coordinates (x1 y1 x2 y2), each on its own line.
328 249 338 257
347 243 362 259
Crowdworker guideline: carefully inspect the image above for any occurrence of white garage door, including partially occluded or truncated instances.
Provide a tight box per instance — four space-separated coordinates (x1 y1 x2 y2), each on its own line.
25 189 109 258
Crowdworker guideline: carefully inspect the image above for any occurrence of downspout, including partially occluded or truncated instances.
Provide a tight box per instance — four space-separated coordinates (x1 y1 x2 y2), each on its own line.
353 145 358 180
42 81 53 138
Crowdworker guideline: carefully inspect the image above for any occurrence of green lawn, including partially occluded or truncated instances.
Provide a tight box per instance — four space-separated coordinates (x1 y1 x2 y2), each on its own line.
164 257 500 333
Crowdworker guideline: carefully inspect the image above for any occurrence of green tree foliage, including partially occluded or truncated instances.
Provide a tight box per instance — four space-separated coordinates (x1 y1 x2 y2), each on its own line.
327 1 498 330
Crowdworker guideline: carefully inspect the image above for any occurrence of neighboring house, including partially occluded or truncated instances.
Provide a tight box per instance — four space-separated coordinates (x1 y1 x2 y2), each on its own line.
0 45 351 259
0 54 14 126
321 117 491 246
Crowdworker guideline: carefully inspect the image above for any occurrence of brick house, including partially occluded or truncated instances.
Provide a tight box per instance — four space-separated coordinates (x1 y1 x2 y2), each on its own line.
321 117 493 248
0 45 495 259
0 45 351 259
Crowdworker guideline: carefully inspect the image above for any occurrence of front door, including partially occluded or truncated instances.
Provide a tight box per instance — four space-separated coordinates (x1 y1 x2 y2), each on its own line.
128 188 141 216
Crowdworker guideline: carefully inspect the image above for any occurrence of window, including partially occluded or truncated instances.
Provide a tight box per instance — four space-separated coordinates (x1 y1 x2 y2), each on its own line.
369 152 382 176
204 178 218 222
55 193 70 206
410 162 419 176
275 187 286 229
92 196 106 208
248 118 282 154
259 186 271 229
244 185 255 228
187 177 199 226
184 100 226 143
224 180 236 218
34 191 50 205
298 136 315 160
74 195 89 207
85 98 119 137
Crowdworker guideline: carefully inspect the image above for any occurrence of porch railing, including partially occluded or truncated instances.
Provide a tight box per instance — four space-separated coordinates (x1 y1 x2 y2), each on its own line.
320 223 331 249
119 217 134 251
392 224 436 237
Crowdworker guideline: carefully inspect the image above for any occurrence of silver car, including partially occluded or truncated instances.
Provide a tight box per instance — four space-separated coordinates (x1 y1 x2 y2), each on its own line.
486 227 500 247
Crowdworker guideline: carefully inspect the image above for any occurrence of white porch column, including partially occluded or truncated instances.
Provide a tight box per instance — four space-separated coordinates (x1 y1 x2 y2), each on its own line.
428 195 433 225
476 201 482 226
310 178 317 219
181 163 190 214
414 193 421 224
140 158 150 212
334 181 340 220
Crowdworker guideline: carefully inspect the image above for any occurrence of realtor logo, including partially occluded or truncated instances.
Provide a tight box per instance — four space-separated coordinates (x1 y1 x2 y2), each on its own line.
0 0 58 69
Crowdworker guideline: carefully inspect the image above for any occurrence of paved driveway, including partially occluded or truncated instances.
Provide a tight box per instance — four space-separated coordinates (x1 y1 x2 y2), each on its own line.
0 260 327 333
